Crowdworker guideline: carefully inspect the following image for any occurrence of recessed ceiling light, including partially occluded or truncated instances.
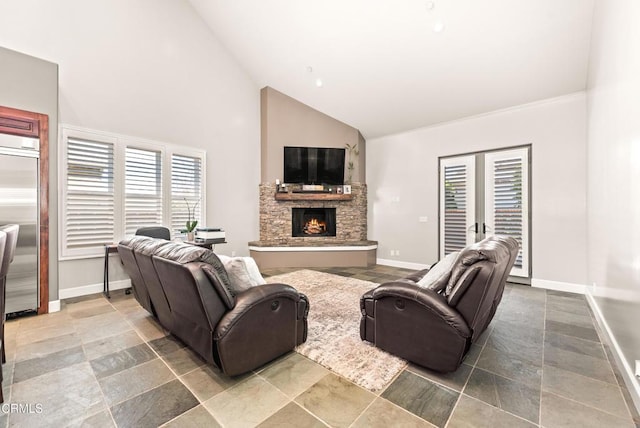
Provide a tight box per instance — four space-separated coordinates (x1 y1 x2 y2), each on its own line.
315 78 323 88
433 21 445 32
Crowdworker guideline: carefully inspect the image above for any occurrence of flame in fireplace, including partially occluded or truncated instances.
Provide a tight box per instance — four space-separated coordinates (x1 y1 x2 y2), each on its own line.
304 218 327 235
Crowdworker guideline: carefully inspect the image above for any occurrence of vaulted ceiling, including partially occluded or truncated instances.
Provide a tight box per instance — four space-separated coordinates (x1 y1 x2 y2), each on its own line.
189 0 595 138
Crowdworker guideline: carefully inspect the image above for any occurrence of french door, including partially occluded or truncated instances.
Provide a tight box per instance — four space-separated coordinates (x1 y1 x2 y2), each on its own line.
439 147 530 278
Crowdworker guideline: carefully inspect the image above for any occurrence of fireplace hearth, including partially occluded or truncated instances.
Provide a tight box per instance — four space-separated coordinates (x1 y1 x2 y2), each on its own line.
292 208 336 237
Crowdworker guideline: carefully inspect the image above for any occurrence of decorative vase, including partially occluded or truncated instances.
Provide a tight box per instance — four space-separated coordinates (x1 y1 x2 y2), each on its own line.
187 232 195 242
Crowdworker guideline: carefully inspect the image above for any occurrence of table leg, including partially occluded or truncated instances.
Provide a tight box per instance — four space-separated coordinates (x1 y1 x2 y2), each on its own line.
103 246 111 299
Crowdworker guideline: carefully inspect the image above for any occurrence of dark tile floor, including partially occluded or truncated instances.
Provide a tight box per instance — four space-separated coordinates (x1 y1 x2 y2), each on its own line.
0 265 637 427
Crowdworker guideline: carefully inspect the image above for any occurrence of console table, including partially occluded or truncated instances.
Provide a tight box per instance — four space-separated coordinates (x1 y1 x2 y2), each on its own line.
103 244 118 298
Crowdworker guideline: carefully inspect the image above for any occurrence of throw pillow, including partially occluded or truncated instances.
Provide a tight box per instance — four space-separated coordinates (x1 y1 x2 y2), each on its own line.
242 257 267 286
223 258 253 294
217 255 266 291
417 251 459 292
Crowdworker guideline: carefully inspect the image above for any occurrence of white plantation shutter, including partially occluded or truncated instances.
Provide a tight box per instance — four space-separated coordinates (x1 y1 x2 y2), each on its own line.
125 147 162 235
485 148 529 277
440 155 476 258
171 154 202 233
61 126 207 259
64 137 115 254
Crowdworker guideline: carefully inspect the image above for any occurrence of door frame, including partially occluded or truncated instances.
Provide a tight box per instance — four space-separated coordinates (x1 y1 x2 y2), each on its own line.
0 106 49 314
438 144 532 279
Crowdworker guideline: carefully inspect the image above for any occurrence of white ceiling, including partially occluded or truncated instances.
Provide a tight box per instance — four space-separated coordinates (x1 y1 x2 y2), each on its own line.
189 0 595 139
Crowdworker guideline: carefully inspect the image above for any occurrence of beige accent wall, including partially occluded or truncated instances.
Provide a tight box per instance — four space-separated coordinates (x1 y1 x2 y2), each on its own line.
260 87 365 184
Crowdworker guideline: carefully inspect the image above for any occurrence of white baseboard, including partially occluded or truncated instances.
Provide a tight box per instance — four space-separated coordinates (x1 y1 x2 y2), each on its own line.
58 279 131 300
376 258 429 270
48 300 61 313
531 278 587 295
586 292 640 414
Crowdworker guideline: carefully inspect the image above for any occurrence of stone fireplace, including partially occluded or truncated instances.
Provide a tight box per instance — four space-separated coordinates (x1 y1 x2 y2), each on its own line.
250 182 377 268
292 208 336 237
257 183 368 243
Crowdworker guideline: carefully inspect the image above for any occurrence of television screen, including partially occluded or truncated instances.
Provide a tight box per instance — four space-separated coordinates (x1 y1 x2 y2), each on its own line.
284 147 345 185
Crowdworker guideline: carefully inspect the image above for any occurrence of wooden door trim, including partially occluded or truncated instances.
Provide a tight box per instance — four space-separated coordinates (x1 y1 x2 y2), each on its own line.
0 106 49 314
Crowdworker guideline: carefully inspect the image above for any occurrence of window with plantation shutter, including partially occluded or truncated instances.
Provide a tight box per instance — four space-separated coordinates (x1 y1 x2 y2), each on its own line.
484 148 529 277
125 147 162 236
60 125 206 260
171 154 202 234
64 136 115 255
439 155 476 258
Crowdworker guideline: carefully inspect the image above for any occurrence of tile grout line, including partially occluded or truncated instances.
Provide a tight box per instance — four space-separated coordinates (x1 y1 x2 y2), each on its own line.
69 298 118 427
541 291 634 424
103 295 208 425
249 358 314 427
443 324 491 427
539 289 548 427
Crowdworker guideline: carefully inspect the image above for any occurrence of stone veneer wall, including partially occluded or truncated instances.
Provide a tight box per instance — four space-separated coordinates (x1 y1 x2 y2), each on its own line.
259 183 367 244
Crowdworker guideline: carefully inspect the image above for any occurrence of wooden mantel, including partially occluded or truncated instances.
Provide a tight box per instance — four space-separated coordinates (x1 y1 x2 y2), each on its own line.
274 192 353 201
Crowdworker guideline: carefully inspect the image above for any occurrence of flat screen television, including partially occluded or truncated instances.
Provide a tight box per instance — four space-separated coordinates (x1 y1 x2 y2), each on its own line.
284 146 345 185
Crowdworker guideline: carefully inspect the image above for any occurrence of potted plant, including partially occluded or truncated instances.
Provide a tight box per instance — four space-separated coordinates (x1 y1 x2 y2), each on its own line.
184 197 199 241
345 143 359 184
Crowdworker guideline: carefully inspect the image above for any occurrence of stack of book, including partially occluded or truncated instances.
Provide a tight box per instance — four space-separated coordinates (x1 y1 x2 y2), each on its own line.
195 227 226 243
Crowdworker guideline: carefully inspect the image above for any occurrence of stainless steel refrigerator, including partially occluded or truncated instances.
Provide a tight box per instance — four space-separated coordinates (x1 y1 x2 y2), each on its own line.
0 133 39 315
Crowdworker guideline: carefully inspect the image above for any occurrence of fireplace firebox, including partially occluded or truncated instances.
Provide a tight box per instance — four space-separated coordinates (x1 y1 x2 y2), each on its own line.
292 208 336 237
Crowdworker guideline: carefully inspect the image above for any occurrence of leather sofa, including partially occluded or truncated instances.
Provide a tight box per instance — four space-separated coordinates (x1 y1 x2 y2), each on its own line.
360 235 519 372
118 236 308 376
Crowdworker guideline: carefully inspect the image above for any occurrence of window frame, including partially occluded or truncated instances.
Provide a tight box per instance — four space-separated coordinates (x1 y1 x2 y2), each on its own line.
59 125 206 260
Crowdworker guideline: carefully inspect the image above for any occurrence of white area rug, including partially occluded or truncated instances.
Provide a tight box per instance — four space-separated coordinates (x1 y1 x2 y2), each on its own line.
267 270 407 392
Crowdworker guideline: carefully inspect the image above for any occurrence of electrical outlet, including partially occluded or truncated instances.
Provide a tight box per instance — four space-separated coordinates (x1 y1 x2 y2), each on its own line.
231 250 236 257
390 250 394 256
419 216 428 223
635 360 640 378
396 250 400 256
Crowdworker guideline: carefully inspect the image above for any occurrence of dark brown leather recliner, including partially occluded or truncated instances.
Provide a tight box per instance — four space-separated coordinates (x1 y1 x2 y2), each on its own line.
118 236 309 376
360 235 519 372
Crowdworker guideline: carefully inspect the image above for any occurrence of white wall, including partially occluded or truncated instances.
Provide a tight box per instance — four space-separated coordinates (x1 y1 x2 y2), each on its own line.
0 0 260 293
367 93 588 286
586 0 640 406
0 47 59 301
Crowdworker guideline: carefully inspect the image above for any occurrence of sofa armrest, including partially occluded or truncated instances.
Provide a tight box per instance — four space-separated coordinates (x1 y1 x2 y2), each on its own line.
403 268 431 283
213 282 307 376
371 282 472 338
215 283 304 341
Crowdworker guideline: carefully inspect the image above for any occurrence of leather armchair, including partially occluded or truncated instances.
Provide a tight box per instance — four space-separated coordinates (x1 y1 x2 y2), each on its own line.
119 236 308 376
360 236 519 372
